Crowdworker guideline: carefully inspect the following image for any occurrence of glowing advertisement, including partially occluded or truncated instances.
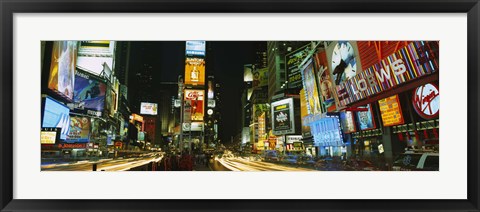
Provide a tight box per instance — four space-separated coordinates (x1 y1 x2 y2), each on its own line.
299 89 311 137
67 116 91 143
184 89 204 121
378 95 405 127
140 102 158 115
412 83 439 119
77 41 115 76
331 41 359 86
72 71 106 117
258 112 266 141
208 81 214 99
336 41 439 107
301 59 322 115
252 67 268 89
185 41 206 56
41 131 57 144
271 98 295 135
286 44 310 88
310 115 343 147
185 58 205 86
314 48 337 112
48 41 77 101
340 111 357 134
253 104 269 122
42 96 70 140
356 104 376 131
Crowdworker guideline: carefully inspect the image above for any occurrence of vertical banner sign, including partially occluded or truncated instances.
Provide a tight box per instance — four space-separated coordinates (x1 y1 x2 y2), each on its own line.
336 41 439 107
271 98 295 135
184 100 192 123
314 48 337 112
286 44 311 89
378 95 405 127
185 58 206 86
48 41 77 102
301 59 322 115
184 90 204 121
412 83 440 119
299 89 312 137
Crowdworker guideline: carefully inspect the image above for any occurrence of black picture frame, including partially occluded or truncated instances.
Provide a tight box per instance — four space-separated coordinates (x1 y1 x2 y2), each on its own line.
1 0 479 211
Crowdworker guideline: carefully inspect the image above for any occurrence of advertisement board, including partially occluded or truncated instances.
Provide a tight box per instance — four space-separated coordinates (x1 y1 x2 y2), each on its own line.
271 98 295 135
314 48 337 112
184 100 192 123
252 67 268 89
335 41 439 107
185 41 206 57
67 116 91 143
185 58 205 86
184 89 204 121
76 41 115 76
72 70 106 117
286 44 310 88
412 83 439 119
253 104 269 122
41 131 57 144
378 95 405 127
301 59 322 115
208 80 214 99
356 104 376 131
243 64 254 82
310 115 343 147
340 111 357 134
258 112 266 141
140 102 158 115
48 41 77 102
42 96 70 140
299 89 312 137
330 41 359 86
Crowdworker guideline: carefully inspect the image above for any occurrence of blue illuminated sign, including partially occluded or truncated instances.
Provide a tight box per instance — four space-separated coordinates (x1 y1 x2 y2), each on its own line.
42 96 70 140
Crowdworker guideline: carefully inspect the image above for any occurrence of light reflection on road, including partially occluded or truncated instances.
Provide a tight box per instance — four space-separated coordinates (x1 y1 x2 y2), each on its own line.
216 157 315 171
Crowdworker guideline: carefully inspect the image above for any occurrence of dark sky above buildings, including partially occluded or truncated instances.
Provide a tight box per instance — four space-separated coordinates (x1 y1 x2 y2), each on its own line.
128 41 260 143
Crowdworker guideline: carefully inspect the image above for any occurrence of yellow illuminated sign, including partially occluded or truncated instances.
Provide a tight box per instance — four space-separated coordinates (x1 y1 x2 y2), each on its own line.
185 58 205 86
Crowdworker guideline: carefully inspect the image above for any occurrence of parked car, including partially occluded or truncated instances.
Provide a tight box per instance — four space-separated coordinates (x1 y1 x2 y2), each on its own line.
282 155 298 164
392 151 439 171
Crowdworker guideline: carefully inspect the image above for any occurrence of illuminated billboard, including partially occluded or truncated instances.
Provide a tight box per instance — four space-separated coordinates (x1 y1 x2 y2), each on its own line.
41 131 57 144
48 41 77 102
252 67 268 89
314 48 337 112
208 80 214 99
310 115 343 147
67 116 91 143
299 89 311 137
140 102 158 115
286 44 310 88
378 95 405 127
185 41 206 57
185 58 205 86
340 111 357 134
72 70 106 117
42 96 70 140
76 41 115 76
356 104 376 131
184 89 204 121
301 59 322 115
412 83 439 119
271 98 295 135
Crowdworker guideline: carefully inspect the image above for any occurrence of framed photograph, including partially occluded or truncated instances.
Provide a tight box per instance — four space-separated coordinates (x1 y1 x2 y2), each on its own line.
1 0 479 212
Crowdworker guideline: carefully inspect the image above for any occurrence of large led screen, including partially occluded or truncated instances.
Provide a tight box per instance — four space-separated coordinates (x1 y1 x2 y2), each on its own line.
47 41 77 101
73 71 106 116
140 102 158 115
185 58 205 86
42 96 70 140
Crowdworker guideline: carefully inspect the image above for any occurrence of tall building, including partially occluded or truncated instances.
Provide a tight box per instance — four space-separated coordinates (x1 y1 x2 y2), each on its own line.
254 42 268 69
114 41 131 86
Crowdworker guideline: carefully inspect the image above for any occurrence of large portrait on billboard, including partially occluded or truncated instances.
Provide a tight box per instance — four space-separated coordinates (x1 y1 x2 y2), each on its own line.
301 59 322 115
48 41 77 101
314 48 337 112
185 58 205 86
73 70 107 116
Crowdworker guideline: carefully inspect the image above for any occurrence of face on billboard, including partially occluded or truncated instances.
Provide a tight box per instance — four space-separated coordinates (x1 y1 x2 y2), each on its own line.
356 104 376 131
67 116 91 143
140 102 158 115
301 60 322 115
185 90 204 121
331 41 357 86
185 58 205 86
73 71 106 115
42 97 70 140
48 41 77 101
314 49 337 112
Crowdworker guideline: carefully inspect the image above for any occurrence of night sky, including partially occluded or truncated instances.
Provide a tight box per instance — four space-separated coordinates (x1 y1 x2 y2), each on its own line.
129 41 260 144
